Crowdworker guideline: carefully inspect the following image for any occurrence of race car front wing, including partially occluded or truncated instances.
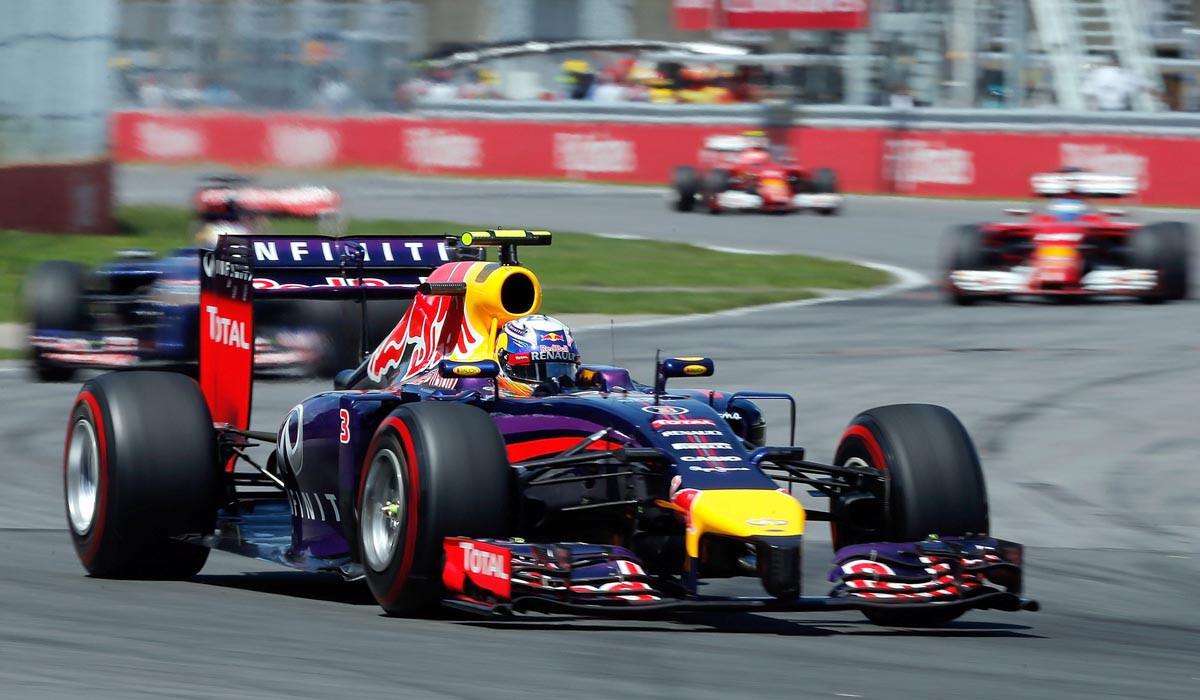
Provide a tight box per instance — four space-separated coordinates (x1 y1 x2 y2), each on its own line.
440 536 1036 617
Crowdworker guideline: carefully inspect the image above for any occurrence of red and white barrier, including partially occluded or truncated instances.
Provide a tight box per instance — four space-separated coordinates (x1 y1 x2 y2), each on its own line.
113 110 1200 206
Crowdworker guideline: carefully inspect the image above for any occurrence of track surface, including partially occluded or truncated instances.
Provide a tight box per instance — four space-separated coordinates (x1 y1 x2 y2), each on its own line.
0 167 1196 699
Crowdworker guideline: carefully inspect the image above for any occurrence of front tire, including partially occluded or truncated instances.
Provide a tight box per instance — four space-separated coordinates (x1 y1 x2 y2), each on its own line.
358 402 513 616
1131 222 1191 302
944 225 989 306
65 371 218 578
672 165 699 212
811 167 838 194
831 403 989 626
704 169 731 214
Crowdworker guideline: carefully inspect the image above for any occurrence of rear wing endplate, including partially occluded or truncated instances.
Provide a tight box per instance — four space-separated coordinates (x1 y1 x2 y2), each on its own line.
199 233 469 429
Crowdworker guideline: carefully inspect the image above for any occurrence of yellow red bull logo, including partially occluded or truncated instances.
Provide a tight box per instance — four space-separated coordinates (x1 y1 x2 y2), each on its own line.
666 479 805 558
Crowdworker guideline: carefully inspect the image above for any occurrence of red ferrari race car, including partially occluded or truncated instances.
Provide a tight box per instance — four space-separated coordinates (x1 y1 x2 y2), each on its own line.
944 170 1191 305
191 174 344 242
671 132 842 215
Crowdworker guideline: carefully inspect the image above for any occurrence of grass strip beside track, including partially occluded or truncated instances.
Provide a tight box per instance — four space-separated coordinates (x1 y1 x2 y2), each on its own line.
1 205 888 322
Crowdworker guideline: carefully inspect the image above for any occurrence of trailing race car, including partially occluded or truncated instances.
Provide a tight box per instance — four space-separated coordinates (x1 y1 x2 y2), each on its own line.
63 230 1033 626
672 132 842 215
945 170 1191 305
24 178 378 380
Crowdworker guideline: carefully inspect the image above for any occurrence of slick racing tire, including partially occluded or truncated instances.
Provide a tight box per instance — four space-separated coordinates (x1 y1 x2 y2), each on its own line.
832 404 989 627
943 224 989 306
301 298 407 378
811 167 838 195
705 169 731 214
1131 222 1191 303
65 371 218 579
358 402 513 616
25 260 88 382
672 165 699 212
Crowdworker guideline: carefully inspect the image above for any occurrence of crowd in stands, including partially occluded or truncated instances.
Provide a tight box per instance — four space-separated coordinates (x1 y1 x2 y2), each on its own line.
398 56 771 106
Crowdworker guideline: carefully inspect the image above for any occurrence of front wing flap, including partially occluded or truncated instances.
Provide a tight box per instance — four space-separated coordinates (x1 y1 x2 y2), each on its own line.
829 537 1024 603
441 536 1035 617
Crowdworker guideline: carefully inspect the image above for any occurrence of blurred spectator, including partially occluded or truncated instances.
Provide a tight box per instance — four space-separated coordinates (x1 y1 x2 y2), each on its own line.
1081 53 1155 110
317 73 355 113
459 69 503 99
171 73 205 110
426 70 459 100
201 79 242 108
137 75 166 108
889 86 915 110
591 74 626 103
560 59 596 100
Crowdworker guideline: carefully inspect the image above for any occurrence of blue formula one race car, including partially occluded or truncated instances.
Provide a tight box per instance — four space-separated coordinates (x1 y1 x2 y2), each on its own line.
24 179 378 381
62 230 1036 626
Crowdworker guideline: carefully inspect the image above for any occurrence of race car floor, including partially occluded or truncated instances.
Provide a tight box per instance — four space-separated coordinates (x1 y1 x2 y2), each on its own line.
0 169 1195 699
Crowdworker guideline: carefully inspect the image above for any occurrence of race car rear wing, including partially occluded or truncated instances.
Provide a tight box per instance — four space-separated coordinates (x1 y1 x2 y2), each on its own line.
244 234 456 295
199 232 467 429
1030 171 1137 198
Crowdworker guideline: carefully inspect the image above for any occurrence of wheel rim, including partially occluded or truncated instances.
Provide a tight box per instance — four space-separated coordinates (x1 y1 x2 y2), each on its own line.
360 447 406 572
66 418 100 534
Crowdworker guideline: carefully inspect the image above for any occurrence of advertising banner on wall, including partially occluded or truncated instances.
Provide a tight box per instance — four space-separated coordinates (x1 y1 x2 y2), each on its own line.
673 0 871 31
113 110 1199 206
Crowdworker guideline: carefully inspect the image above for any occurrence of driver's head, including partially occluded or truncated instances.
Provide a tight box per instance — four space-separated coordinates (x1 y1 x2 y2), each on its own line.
194 221 248 249
1047 197 1088 222
497 314 580 396
741 147 769 165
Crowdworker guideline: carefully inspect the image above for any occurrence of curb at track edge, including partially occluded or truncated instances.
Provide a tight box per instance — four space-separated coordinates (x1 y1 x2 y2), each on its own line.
573 238 931 332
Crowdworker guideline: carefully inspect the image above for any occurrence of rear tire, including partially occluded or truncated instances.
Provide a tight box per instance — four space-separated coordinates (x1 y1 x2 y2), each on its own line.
672 166 699 212
65 371 218 578
358 402 513 616
291 299 362 378
25 261 88 382
811 167 838 194
1131 222 1191 303
832 403 989 627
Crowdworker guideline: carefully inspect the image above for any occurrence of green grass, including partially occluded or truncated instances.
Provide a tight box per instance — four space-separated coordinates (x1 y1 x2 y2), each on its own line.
1 205 889 322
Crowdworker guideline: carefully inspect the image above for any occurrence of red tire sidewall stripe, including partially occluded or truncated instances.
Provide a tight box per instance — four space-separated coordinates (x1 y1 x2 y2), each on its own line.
832 422 887 550
359 415 422 603
842 424 887 472
69 390 109 564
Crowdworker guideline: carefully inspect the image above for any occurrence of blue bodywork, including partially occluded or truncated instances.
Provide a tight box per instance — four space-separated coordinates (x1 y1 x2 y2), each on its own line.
29 250 201 371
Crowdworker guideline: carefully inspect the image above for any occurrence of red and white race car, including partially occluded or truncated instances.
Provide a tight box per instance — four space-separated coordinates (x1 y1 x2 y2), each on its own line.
192 175 344 245
944 170 1191 305
671 132 842 215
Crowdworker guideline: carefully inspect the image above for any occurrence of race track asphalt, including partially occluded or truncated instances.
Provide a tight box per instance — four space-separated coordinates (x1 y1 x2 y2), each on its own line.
0 166 1196 699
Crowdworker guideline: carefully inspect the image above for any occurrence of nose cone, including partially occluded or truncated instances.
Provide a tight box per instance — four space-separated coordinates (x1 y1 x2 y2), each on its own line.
684 489 805 558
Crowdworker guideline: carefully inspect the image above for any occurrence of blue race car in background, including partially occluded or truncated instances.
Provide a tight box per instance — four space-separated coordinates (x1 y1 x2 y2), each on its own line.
24 178 382 380
62 230 1034 626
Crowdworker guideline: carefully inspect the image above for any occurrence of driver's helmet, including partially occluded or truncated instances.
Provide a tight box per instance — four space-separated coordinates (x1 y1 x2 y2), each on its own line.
497 314 581 396
740 147 770 166
194 221 249 249
1047 197 1089 222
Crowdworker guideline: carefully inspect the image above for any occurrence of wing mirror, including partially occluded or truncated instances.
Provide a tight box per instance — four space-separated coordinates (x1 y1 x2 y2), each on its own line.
1004 207 1031 216
655 356 715 394
333 368 356 390
438 359 500 379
